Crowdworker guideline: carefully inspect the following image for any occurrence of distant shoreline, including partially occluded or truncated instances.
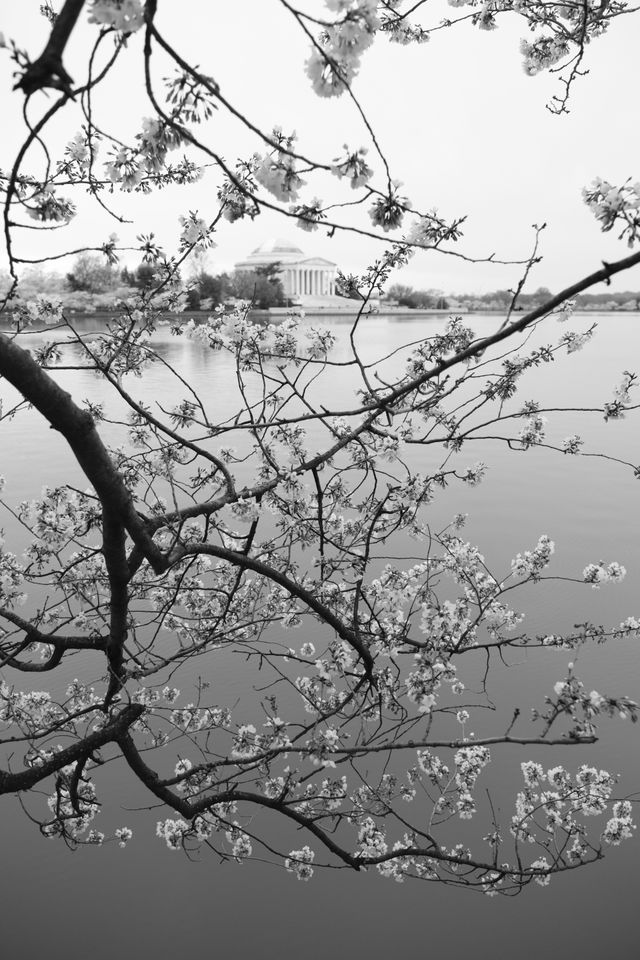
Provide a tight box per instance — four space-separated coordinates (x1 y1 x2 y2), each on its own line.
1 307 638 333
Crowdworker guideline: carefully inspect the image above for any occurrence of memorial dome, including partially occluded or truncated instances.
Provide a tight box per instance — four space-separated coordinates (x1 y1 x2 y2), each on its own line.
238 238 307 267
250 238 305 257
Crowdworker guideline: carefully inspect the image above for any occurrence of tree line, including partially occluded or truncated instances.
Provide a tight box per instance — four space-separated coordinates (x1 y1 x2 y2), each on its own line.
388 284 640 312
7 265 639 320
2 254 288 312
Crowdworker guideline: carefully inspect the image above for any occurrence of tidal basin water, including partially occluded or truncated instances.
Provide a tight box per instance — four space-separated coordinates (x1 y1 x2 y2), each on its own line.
1 311 639 959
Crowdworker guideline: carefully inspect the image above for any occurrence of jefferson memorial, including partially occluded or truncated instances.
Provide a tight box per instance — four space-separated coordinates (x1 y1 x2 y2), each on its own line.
234 238 339 306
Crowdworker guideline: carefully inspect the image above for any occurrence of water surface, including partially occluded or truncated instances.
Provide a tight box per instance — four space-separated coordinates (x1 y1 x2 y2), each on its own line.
1 311 639 959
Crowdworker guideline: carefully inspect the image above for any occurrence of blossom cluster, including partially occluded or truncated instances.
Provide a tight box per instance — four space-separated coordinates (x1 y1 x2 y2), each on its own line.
285 845 315 880
453 745 491 820
1 684 61 732
14 293 62 327
560 328 594 354
88 0 144 33
290 198 325 232
511 534 555 580
254 130 306 202
27 189 75 223
520 35 569 76
306 0 379 98
583 561 626 588
583 177 640 247
604 371 636 421
369 181 410 233
178 212 212 250
217 167 260 223
0 542 26 608
513 761 635 858
331 145 373 187
406 316 475 374
518 413 547 448
44 769 99 840
549 664 637 736
102 118 191 194
561 434 583 454
64 132 90 171
156 817 190 851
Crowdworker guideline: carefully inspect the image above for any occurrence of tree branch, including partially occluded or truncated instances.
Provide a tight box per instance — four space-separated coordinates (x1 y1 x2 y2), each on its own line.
15 0 87 96
0 703 143 795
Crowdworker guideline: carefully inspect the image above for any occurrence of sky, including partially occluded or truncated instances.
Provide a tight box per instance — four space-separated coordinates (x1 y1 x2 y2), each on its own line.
1 0 639 294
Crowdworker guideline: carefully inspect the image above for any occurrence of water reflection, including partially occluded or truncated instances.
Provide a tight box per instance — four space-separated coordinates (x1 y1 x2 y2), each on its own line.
1 312 639 958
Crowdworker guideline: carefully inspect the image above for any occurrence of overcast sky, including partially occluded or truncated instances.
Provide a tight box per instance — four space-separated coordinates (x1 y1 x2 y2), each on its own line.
2 0 639 294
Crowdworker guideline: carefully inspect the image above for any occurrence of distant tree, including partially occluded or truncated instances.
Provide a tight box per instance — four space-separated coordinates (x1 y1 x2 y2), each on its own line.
13 266 66 299
254 261 283 284
198 271 232 306
119 263 158 290
384 284 441 309
432 292 448 310
135 262 160 290
481 289 513 307
386 283 417 306
66 253 118 293
120 266 137 287
184 287 201 310
232 267 285 308
530 286 554 304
